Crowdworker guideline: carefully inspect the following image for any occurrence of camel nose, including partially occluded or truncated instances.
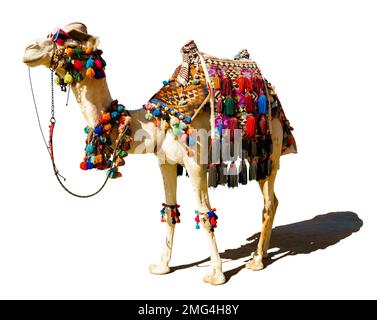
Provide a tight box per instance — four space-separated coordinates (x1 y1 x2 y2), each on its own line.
25 41 39 50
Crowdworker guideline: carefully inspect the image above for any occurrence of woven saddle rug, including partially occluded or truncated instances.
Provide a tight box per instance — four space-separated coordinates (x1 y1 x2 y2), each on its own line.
144 41 297 188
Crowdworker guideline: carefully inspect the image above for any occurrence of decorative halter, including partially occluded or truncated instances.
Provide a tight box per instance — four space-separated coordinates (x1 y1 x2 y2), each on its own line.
49 28 106 91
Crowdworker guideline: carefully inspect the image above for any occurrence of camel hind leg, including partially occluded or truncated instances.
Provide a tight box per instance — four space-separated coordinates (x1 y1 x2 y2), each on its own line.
246 118 282 271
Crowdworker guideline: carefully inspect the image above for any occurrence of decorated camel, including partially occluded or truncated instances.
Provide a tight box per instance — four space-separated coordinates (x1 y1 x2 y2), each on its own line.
23 23 297 285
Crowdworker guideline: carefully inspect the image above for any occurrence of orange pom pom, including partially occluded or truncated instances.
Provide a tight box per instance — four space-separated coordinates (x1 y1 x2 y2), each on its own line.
65 48 74 56
84 47 92 54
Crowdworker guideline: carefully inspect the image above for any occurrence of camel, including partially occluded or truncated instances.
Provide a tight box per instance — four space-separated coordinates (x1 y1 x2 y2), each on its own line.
23 22 296 285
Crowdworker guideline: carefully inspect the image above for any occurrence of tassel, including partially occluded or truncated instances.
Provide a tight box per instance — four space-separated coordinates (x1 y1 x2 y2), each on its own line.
259 115 267 135
265 136 273 156
249 160 257 181
224 97 235 116
257 93 268 115
208 163 218 188
218 162 227 185
244 94 255 113
245 115 256 138
239 159 248 185
221 76 232 96
74 72 84 81
86 68 95 78
65 59 74 72
237 76 253 94
216 98 223 113
257 160 267 181
227 162 238 188
177 164 183 176
250 139 257 157
213 74 222 90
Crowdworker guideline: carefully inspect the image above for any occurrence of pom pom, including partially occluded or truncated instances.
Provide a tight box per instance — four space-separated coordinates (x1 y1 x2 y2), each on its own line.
65 48 74 56
80 161 87 170
111 111 118 119
64 73 73 84
196 223 200 230
195 215 200 223
86 161 94 169
118 105 125 112
103 123 112 133
85 48 92 55
188 136 195 146
245 115 256 138
94 126 103 135
73 59 83 70
54 75 61 85
162 80 169 86
74 72 84 81
85 143 95 153
86 68 95 78
65 60 74 72
152 108 161 117
224 97 235 116
145 111 153 120
94 155 103 164
94 59 102 69
84 126 90 134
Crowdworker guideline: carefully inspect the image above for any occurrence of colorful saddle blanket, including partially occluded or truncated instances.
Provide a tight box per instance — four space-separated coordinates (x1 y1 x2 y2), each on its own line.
144 41 297 188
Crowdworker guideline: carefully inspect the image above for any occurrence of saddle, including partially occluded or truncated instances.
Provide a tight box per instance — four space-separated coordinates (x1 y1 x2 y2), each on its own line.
145 41 297 188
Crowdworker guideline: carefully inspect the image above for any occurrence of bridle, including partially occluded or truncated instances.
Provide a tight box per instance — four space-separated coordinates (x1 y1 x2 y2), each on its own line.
28 45 130 198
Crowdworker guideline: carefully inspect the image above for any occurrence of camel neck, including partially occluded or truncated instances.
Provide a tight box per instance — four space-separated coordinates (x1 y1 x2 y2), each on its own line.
71 77 113 128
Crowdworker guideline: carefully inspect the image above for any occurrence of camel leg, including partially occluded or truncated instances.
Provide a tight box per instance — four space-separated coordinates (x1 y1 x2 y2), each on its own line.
149 163 177 275
185 160 225 285
246 118 283 271
246 169 278 271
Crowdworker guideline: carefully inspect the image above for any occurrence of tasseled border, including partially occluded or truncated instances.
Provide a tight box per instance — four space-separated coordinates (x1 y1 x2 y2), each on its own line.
160 203 181 224
195 208 218 231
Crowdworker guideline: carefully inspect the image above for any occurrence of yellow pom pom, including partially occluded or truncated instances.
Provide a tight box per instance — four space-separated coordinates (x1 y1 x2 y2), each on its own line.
55 76 61 85
86 68 95 78
64 73 73 84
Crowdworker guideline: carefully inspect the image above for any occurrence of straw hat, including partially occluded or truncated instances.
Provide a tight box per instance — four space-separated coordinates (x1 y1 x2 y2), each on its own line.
64 22 92 41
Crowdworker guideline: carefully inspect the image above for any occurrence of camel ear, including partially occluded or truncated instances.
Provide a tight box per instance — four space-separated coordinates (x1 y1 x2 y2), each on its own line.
83 36 100 51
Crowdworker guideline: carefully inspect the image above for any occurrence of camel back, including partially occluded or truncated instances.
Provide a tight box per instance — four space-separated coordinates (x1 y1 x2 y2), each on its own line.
145 41 297 187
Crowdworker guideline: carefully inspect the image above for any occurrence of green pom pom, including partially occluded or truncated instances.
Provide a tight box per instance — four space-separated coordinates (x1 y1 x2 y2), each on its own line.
84 126 90 134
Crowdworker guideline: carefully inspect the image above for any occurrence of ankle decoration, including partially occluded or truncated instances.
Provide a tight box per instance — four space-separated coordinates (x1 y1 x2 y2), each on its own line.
160 203 181 224
194 208 218 231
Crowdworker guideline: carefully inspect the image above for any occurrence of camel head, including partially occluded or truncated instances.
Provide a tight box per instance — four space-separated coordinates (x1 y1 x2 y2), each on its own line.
23 23 100 75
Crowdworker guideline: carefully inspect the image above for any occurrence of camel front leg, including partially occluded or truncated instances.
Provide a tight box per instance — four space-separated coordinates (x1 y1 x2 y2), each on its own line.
246 169 278 271
149 163 177 275
185 160 225 285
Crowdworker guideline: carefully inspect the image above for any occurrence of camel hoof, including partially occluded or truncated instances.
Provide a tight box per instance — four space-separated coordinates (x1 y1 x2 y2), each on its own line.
149 264 171 275
245 258 264 271
203 272 226 285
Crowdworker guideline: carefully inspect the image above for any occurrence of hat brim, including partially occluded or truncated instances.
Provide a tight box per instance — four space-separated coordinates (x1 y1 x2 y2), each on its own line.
66 29 92 41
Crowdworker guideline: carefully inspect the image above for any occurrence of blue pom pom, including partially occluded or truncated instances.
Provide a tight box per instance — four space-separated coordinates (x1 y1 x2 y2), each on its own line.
111 111 118 119
163 80 169 86
196 223 200 230
86 161 94 169
188 136 195 146
208 211 213 218
160 209 165 215
85 143 95 153
257 94 268 115
86 57 94 68
94 126 103 135
153 108 162 117
185 116 191 124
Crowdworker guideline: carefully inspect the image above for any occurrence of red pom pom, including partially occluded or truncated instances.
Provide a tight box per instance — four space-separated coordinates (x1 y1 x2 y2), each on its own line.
94 59 102 69
80 161 87 170
195 215 200 223
74 60 83 71
210 217 217 226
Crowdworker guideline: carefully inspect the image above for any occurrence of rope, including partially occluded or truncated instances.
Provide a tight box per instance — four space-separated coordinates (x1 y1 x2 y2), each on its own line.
28 68 121 198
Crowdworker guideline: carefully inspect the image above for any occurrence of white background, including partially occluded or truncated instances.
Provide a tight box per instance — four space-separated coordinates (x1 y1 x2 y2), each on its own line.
0 0 376 299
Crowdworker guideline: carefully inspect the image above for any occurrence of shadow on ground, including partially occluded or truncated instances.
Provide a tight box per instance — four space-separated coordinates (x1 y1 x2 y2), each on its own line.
171 211 363 282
